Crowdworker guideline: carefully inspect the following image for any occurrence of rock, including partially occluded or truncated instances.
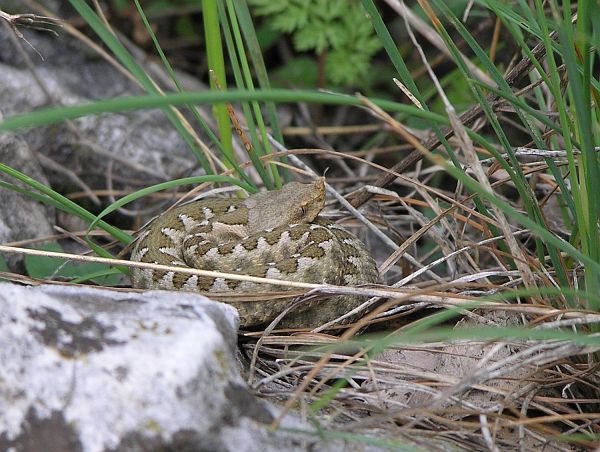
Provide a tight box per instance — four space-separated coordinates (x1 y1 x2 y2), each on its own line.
0 283 322 452
0 7 206 196
0 133 55 271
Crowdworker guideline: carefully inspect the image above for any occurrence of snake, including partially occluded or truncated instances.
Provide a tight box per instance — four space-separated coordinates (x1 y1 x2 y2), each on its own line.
130 179 379 328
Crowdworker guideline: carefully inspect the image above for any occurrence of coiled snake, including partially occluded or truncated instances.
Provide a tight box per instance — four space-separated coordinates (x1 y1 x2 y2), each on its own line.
130 179 379 328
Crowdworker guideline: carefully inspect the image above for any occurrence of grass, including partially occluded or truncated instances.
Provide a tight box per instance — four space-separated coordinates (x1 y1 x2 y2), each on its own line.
0 0 599 449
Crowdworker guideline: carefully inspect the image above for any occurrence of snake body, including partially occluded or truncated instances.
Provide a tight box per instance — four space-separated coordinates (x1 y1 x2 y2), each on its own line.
130 180 379 328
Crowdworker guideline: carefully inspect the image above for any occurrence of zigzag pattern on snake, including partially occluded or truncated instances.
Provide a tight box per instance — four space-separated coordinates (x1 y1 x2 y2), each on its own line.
130 179 379 328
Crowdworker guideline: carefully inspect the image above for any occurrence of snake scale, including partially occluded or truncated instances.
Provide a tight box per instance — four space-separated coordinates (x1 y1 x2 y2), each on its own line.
130 179 379 328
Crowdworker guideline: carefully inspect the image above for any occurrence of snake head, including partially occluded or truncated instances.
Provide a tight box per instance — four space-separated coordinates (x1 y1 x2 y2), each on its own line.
244 178 326 234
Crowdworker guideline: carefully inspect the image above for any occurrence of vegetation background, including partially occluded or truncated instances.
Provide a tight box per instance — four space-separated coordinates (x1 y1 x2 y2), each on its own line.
0 0 599 449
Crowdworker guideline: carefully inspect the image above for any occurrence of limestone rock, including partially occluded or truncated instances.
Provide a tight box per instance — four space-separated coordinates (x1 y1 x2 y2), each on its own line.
0 9 204 193
0 283 306 452
0 133 55 271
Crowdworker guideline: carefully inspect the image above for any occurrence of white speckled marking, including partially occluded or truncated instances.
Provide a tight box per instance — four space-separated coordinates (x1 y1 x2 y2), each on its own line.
135 247 149 260
159 246 180 259
161 227 185 245
318 239 335 251
211 278 230 291
182 275 199 290
178 213 202 231
160 271 176 289
265 267 282 279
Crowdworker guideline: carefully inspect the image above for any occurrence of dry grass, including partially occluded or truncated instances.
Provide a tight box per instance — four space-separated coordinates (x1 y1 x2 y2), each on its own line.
1 0 599 450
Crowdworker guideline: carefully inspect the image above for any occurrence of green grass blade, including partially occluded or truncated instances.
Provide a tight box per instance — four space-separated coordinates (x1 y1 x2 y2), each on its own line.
0 89 446 132
234 0 285 147
68 0 212 172
0 164 131 244
203 0 235 164
131 0 250 185
557 2 600 309
226 0 279 187
359 0 420 101
218 1 274 188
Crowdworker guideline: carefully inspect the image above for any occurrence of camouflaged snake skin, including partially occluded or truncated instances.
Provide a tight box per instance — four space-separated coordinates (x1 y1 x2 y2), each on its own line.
130 180 379 328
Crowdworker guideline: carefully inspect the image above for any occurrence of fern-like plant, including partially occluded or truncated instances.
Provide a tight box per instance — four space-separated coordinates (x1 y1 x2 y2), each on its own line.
248 0 382 86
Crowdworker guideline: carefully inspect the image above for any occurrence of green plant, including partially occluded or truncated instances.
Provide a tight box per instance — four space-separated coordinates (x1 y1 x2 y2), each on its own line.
248 0 382 86
1 0 600 447
24 243 121 285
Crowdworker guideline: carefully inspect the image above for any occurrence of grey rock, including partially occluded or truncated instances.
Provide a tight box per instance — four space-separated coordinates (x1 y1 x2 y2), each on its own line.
0 283 301 452
0 133 55 270
0 9 204 195
0 283 396 451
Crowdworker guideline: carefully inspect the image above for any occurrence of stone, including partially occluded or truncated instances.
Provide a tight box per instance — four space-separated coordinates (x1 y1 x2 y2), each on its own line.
0 133 55 271
0 283 403 451
0 283 311 452
0 8 206 195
